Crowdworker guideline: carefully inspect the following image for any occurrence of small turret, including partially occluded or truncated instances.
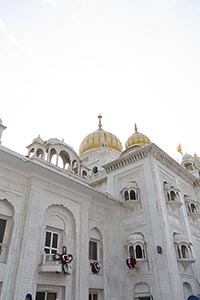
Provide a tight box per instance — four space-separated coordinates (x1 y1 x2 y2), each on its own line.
0 118 7 145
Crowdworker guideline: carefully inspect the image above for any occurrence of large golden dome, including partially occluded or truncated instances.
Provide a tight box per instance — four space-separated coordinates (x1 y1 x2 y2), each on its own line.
125 124 151 150
79 115 123 155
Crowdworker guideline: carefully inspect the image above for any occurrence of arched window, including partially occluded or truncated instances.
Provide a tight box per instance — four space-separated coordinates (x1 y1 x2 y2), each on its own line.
92 166 98 174
135 244 143 259
72 160 78 174
122 182 140 202
181 245 189 259
190 203 197 213
82 171 87 178
184 195 200 219
124 191 129 201
174 233 195 269
36 148 44 159
177 245 181 259
130 190 136 200
59 150 70 170
170 191 176 201
40 205 75 272
167 192 170 202
89 240 98 260
129 245 134 256
183 282 193 300
89 228 103 274
126 233 146 261
175 240 193 260
44 215 65 257
128 244 144 259
89 228 102 261
164 182 182 210
29 148 35 158
123 189 139 201
50 149 57 165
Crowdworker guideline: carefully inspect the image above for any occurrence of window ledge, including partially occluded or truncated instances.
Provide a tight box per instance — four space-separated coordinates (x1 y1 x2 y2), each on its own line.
38 262 63 273
177 258 195 270
123 200 141 210
189 212 200 220
167 200 182 210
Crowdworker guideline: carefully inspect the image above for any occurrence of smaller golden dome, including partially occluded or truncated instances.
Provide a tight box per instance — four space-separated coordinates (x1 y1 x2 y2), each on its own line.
79 115 123 155
125 124 151 150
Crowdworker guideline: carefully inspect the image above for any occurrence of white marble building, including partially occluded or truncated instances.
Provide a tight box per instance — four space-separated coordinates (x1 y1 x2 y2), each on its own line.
1 116 200 300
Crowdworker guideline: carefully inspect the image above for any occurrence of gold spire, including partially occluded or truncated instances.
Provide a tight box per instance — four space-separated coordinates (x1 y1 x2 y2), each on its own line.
134 123 138 134
98 114 102 131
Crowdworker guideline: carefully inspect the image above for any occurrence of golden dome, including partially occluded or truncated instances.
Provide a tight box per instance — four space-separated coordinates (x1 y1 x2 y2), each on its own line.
125 124 151 150
79 115 123 155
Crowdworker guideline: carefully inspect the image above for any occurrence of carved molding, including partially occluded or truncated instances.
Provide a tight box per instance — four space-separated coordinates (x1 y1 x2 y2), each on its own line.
104 143 196 186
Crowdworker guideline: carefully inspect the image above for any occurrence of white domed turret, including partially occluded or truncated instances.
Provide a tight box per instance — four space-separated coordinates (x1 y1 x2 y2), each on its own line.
27 136 83 176
181 152 200 177
32 135 44 144
27 135 46 159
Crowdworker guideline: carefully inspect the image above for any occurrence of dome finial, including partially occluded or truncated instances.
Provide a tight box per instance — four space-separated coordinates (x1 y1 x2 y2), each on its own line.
124 124 151 150
134 123 138 134
98 114 102 131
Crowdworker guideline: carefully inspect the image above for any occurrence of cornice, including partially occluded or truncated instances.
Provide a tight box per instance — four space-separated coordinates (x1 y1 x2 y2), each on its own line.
150 144 195 185
103 147 148 173
103 143 196 186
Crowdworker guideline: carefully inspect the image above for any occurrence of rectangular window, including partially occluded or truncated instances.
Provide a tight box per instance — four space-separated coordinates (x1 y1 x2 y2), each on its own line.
89 289 103 300
139 297 151 300
89 293 98 300
35 291 57 300
89 241 97 260
0 219 7 243
0 282 2 298
44 230 59 254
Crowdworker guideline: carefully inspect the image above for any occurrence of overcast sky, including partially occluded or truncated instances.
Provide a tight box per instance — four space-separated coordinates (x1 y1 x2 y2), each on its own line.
0 0 200 161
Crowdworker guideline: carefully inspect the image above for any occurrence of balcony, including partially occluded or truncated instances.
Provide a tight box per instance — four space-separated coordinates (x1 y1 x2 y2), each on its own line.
38 253 63 273
177 258 195 270
88 170 107 184
167 198 182 210
123 199 141 211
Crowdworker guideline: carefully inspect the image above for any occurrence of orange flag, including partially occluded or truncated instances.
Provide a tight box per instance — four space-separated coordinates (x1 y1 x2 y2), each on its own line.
177 144 183 155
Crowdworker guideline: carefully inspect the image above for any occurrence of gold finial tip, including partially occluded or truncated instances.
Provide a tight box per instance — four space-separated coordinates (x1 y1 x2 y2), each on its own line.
98 114 102 130
134 123 138 134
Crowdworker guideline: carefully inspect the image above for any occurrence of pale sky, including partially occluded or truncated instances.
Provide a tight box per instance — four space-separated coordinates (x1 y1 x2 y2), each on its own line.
1 0 200 161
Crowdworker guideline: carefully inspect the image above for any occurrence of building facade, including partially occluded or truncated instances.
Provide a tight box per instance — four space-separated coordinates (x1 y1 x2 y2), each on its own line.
0 116 200 300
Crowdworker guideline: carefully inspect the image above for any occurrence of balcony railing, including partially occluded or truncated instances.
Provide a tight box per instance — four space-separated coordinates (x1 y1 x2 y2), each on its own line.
87 170 107 182
38 253 63 273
